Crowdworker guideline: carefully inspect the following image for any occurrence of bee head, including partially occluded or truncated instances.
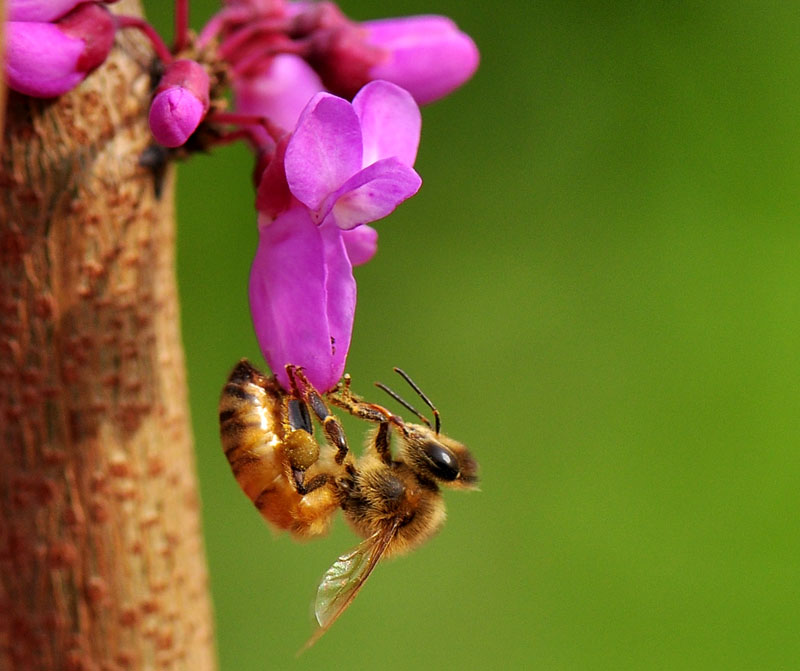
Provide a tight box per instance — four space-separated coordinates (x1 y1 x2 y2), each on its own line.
400 424 479 489
373 368 478 489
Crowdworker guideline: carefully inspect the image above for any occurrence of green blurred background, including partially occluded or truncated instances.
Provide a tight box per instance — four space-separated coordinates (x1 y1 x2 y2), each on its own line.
144 1 800 668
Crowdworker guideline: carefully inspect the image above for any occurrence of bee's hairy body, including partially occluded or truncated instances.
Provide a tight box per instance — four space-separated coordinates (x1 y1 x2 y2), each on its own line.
219 360 338 537
336 439 447 557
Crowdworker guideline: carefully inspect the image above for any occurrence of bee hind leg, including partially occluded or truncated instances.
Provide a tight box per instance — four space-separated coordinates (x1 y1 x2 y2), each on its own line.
294 471 331 496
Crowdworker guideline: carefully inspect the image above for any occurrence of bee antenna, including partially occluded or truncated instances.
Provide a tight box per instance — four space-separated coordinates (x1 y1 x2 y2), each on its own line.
374 382 431 428
392 368 441 435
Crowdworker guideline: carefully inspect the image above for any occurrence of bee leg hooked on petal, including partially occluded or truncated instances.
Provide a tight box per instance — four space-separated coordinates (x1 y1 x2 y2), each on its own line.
289 365 351 465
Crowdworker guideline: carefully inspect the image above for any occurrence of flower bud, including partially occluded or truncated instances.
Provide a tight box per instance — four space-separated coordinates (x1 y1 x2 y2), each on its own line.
5 3 116 98
363 15 479 104
148 59 211 148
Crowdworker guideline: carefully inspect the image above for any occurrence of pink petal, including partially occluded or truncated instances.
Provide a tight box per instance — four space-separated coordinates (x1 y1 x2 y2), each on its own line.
5 21 84 97
233 54 324 133
284 93 362 212
323 158 421 230
8 0 84 22
249 208 355 392
352 80 421 167
319 223 356 382
364 15 479 105
341 225 378 266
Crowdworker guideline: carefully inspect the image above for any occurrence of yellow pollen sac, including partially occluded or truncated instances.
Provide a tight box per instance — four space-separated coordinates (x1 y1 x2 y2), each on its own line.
284 430 320 471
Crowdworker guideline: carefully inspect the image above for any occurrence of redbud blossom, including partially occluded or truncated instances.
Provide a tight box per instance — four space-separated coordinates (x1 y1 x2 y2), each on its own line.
284 81 421 230
250 208 355 393
363 15 480 105
5 3 115 98
293 6 478 104
148 59 211 148
214 2 478 136
249 81 421 392
233 54 323 132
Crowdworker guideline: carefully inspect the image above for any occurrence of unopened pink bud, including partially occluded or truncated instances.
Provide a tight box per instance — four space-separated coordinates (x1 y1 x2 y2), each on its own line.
5 4 115 98
148 59 211 147
363 15 479 104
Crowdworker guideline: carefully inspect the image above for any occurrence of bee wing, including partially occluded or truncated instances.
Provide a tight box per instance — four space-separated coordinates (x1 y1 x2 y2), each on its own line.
299 520 400 653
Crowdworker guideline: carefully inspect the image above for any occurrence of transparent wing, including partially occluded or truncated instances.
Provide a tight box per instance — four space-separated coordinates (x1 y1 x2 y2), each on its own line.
299 520 400 653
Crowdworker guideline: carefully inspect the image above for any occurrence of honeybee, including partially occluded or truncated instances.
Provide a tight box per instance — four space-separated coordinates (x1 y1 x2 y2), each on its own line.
219 359 479 648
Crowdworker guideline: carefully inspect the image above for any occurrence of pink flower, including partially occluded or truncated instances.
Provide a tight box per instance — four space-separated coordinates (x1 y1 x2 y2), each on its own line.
284 81 421 230
298 7 478 104
212 2 478 134
149 59 211 148
249 80 421 391
249 207 355 393
363 15 479 105
232 54 323 132
5 2 116 98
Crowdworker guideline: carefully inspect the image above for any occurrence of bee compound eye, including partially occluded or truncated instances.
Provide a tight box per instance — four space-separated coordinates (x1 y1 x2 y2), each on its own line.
421 442 459 481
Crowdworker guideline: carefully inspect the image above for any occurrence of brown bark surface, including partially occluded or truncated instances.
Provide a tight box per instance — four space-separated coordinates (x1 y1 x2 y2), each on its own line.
0 2 216 669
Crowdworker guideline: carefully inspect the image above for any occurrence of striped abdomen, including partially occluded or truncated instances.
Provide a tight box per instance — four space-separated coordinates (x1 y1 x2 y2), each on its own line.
219 360 337 537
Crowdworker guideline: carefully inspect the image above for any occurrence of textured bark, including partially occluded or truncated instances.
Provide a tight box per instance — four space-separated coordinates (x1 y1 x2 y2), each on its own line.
0 2 216 669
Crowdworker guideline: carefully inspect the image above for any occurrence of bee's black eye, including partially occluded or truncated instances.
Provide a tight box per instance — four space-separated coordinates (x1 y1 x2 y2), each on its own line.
422 442 459 481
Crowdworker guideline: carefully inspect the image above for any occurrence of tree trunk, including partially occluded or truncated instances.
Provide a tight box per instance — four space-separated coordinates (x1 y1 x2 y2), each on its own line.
0 2 217 669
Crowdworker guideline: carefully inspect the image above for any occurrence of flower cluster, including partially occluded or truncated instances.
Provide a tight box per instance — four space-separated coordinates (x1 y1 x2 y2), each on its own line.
3 0 478 393
206 1 479 132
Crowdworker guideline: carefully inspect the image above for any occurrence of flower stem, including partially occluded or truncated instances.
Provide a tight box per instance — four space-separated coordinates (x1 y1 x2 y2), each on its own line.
174 0 190 53
116 15 174 64
211 111 287 144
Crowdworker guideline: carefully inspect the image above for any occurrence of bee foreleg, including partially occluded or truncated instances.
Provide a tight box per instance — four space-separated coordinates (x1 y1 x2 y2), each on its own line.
373 422 392 465
328 390 406 436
